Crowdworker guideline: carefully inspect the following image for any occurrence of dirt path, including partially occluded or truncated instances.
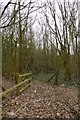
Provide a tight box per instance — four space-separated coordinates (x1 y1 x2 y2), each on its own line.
2 81 80 119
2 76 15 90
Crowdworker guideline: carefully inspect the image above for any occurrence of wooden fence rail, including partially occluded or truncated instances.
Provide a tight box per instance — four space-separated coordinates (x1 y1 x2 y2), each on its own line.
18 73 32 78
0 72 32 97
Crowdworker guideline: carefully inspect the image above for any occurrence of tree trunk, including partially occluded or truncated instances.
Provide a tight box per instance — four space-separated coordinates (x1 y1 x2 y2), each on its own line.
18 1 23 73
78 1 80 113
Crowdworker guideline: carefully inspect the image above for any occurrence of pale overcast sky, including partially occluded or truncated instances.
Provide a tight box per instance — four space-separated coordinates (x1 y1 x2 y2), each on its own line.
1 0 78 5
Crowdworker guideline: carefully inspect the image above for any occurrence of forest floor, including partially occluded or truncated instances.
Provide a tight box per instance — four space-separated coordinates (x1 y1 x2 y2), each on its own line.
2 76 80 119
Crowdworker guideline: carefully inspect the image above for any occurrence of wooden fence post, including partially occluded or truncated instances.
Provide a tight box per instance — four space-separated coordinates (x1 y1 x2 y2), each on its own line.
16 73 20 95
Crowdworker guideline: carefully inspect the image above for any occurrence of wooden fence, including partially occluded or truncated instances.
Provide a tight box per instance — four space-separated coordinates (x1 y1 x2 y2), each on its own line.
0 72 32 97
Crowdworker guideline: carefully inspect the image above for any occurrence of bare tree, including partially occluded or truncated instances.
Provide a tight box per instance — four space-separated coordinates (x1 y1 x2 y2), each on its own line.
44 0 78 82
